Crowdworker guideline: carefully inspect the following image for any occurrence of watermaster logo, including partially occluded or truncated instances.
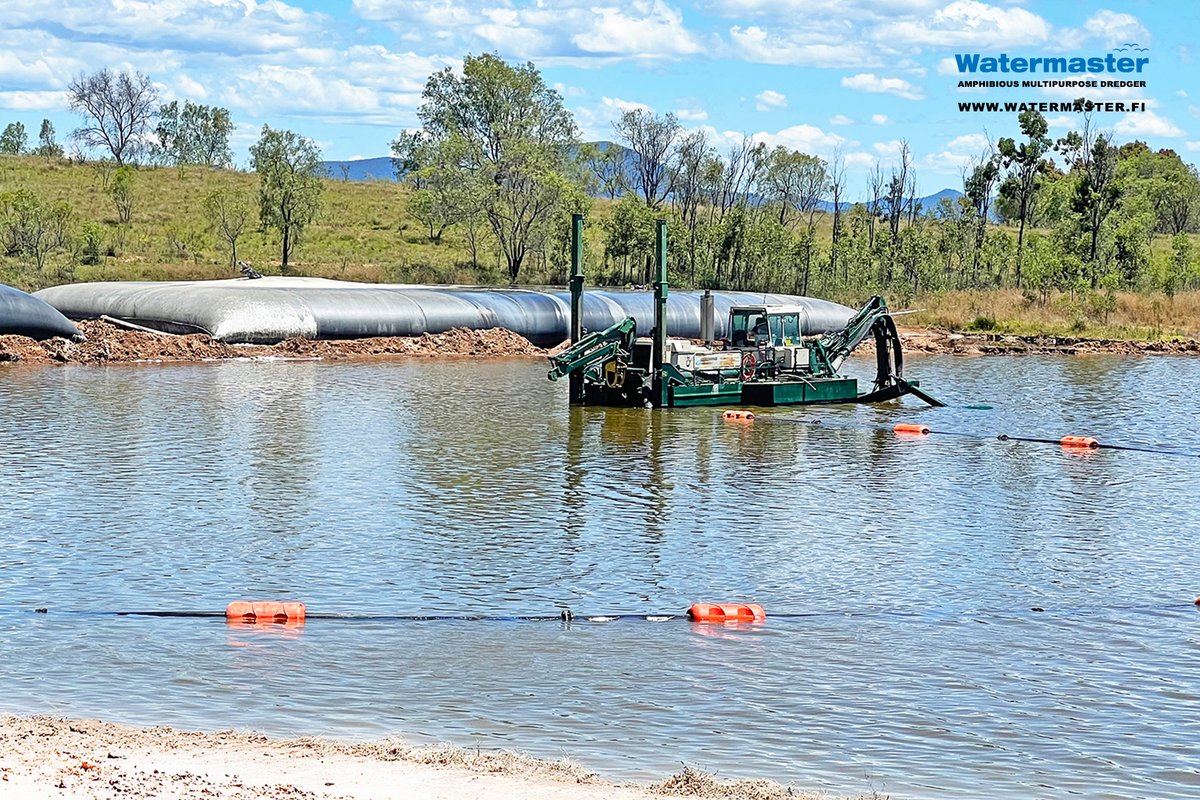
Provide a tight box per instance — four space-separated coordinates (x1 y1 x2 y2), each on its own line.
954 43 1151 114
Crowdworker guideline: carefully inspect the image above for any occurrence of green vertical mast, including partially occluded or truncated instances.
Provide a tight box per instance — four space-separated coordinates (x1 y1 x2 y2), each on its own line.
569 213 584 404
652 218 668 407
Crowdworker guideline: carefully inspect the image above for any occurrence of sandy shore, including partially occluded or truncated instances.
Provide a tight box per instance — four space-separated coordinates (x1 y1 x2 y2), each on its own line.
0 715 837 800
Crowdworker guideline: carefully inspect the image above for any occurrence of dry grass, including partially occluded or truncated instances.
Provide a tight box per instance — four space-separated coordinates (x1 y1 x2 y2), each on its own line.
0 155 513 291
907 289 1200 341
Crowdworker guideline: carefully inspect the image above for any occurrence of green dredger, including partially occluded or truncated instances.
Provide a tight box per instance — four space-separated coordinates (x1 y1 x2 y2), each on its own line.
548 216 942 409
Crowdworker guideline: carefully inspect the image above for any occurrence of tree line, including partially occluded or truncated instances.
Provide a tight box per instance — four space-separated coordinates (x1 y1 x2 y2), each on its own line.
2 57 1199 310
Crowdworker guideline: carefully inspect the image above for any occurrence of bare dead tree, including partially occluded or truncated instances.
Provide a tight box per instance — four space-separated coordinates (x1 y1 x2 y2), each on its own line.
612 109 680 208
867 163 885 250
828 149 846 283
68 69 158 164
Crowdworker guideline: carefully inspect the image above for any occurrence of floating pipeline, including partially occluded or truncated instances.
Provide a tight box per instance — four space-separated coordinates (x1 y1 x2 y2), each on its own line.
17 599 1200 625
34 277 856 346
0 283 81 341
720 412 1200 455
20 602 769 626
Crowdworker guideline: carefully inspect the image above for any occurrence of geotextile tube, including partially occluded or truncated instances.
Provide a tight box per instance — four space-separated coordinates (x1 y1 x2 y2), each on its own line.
35 277 855 345
0 283 82 340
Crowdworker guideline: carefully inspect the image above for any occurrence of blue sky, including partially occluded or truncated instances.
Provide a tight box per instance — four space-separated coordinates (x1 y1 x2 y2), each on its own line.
3 0 1197 198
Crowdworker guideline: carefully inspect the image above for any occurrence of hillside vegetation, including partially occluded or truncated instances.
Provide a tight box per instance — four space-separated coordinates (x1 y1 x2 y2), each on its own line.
0 155 487 287
1 155 1199 340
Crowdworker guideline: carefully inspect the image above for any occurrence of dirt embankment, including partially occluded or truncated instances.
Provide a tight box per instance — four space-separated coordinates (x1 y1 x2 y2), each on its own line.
0 320 546 366
4 320 1198 367
880 327 1200 356
0 715 841 800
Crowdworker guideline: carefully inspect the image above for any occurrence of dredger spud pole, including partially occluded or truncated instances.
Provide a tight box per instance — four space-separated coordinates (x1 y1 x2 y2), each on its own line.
569 213 584 405
652 218 668 408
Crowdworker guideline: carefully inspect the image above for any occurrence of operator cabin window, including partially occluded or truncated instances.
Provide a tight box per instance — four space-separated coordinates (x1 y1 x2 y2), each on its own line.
731 311 767 346
778 313 800 345
731 310 801 347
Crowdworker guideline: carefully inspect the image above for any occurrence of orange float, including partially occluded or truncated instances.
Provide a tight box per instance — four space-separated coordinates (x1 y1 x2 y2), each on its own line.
225 601 306 624
686 603 766 623
1060 435 1100 449
893 422 930 435
722 410 755 421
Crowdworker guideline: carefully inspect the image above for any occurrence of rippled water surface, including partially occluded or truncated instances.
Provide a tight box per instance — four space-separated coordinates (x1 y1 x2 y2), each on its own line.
3 354 1200 799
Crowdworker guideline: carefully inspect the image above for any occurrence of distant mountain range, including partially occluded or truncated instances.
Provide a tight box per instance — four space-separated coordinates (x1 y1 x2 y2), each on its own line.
323 156 396 181
322 146 964 212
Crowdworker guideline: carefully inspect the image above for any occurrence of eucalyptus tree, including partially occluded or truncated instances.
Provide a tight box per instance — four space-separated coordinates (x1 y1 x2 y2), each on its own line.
250 125 324 270
416 53 585 282
997 110 1052 286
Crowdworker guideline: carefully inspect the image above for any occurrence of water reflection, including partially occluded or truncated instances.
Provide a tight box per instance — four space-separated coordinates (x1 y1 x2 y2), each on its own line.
2 355 1200 799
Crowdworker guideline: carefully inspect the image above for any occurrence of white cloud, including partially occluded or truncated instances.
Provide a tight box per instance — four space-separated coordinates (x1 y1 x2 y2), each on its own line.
1113 111 1184 139
829 114 855 126
1046 115 1076 130
944 132 988 152
361 0 703 63
353 0 476 27
936 57 959 76
751 123 847 154
924 150 973 170
1186 141 1200 152
841 73 923 101
755 89 787 111
871 113 891 125
338 47 452 92
602 96 653 114
173 73 208 100
1078 10 1150 48
844 151 876 168
727 26 873 67
228 65 385 115
705 0 944 21
873 139 905 158
871 1 1051 48
0 38 84 90
695 122 848 157
922 132 989 168
554 82 586 98
474 8 554 55
676 107 708 121
7 0 322 55
573 1 702 57
1177 90 1189 99
0 90 65 110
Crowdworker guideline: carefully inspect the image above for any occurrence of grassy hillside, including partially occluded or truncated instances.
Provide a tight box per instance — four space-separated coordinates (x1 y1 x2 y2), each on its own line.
2 155 1199 341
0 155 533 289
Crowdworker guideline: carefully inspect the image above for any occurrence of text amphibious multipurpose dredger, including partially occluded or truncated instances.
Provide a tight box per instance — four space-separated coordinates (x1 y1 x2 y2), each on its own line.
548 215 943 409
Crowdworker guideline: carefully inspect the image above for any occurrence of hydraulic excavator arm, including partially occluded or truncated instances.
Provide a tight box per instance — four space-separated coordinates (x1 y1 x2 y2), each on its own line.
810 295 945 407
809 295 889 375
547 317 637 382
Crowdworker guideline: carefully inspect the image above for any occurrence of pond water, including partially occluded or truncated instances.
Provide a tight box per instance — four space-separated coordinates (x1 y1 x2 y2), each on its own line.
2 354 1198 799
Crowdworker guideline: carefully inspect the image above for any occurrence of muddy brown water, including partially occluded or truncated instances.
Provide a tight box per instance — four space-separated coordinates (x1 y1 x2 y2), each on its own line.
1 355 1199 799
